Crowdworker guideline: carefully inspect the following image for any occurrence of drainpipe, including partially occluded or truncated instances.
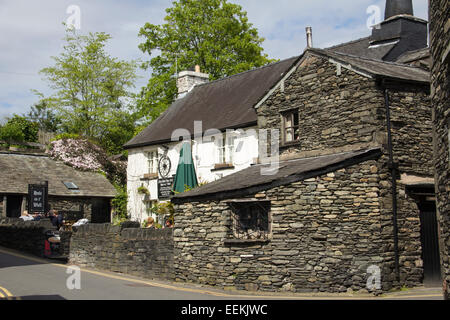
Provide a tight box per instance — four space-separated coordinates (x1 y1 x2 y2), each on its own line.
383 84 400 284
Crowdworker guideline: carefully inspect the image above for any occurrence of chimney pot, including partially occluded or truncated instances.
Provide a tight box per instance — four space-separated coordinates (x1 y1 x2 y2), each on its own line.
195 65 201 73
306 27 313 48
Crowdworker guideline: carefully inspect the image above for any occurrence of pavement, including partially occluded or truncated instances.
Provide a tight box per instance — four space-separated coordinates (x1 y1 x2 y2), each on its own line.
0 246 444 300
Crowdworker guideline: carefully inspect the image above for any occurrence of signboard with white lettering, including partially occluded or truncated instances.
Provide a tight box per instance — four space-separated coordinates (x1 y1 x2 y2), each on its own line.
158 177 174 200
28 182 48 214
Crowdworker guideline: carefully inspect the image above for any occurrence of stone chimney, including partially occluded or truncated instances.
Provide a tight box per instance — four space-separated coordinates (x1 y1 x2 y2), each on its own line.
370 0 427 61
177 65 209 98
385 0 413 20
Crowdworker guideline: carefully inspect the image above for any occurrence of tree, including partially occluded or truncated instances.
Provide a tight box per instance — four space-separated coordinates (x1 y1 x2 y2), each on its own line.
26 100 62 133
136 0 275 123
0 115 39 143
36 27 138 154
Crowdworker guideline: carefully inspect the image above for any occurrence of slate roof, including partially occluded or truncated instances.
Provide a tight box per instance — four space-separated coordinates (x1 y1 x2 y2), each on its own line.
124 56 300 149
396 47 431 63
172 148 382 203
0 152 117 198
311 48 430 83
327 36 398 61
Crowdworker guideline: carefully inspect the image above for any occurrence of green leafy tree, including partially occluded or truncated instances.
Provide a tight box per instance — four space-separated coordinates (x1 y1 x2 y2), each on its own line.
36 27 138 154
26 99 62 133
0 115 39 143
137 0 275 123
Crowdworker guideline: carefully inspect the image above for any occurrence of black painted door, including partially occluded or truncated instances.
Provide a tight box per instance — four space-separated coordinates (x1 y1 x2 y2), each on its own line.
419 202 442 285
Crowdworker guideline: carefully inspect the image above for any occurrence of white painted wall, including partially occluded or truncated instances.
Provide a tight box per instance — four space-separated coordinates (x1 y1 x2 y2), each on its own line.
127 127 259 222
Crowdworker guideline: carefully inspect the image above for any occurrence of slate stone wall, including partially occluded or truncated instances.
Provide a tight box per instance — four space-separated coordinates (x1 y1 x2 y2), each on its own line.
257 53 432 176
387 84 433 176
69 224 174 281
0 218 56 257
173 160 422 293
257 54 386 159
48 197 93 221
430 0 450 299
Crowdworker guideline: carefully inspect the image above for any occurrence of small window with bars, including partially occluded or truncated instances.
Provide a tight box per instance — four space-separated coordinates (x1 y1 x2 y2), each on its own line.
282 110 300 144
229 201 271 241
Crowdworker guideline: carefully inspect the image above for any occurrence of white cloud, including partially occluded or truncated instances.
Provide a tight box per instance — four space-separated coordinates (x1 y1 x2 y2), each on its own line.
0 0 429 122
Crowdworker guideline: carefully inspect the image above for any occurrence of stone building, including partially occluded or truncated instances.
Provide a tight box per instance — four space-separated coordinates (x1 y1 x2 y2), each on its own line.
0 151 116 223
171 1 439 293
124 59 298 223
429 0 450 299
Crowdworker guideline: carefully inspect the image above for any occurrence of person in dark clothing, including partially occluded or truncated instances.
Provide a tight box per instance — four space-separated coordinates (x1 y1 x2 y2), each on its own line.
50 211 64 229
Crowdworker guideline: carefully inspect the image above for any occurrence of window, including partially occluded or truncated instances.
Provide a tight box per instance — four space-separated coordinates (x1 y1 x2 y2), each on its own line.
229 201 271 241
147 151 159 174
282 110 300 144
216 135 236 165
63 182 79 190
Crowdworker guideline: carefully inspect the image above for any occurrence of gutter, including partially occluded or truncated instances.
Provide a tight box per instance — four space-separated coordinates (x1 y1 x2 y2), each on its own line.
383 82 400 284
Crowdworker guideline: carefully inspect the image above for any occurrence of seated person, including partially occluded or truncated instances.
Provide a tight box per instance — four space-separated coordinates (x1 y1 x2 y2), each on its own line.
146 217 155 229
20 210 34 221
165 219 174 228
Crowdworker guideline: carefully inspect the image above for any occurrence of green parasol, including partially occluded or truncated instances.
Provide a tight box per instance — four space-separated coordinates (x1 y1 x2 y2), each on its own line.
173 142 198 193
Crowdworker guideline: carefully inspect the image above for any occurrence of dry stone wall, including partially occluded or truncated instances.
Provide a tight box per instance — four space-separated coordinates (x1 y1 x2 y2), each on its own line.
69 224 174 281
0 218 56 257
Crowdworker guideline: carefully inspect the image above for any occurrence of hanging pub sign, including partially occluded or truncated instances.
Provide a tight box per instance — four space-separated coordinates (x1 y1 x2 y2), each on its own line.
28 181 48 214
158 177 174 200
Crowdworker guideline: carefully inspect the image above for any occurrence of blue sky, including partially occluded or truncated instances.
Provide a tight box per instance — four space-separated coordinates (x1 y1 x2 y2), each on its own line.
0 0 428 123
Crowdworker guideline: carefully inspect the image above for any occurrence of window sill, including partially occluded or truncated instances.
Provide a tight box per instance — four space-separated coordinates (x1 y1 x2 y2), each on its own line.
211 164 235 172
224 239 271 245
141 173 159 181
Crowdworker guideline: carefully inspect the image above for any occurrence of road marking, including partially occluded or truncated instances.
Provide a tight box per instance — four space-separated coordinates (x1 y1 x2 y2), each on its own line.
0 247 442 300
0 286 14 300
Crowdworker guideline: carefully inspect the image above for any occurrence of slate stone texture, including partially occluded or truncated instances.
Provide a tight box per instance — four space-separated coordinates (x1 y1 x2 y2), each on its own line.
430 0 450 300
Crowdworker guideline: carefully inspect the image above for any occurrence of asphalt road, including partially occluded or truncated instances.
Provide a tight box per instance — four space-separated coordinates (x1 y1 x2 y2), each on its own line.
0 247 237 300
0 246 444 301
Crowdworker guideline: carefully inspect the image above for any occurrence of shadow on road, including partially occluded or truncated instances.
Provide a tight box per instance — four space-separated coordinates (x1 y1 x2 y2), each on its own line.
0 247 66 269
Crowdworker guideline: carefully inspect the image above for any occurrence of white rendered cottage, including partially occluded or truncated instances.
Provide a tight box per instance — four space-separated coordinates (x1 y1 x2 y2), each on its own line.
124 60 298 223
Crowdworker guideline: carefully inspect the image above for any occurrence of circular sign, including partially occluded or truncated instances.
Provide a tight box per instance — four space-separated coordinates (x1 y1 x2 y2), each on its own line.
158 156 172 178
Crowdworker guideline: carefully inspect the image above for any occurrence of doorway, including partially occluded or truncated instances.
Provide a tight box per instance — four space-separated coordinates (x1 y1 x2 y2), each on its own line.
418 201 442 286
6 196 23 218
91 198 111 224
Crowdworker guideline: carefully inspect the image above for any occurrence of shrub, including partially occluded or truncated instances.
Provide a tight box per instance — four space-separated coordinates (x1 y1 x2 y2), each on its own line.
48 138 126 185
111 184 128 220
0 115 38 143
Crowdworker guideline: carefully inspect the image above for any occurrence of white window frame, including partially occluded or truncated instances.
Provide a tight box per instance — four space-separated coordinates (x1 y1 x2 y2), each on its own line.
215 135 236 165
147 150 159 175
